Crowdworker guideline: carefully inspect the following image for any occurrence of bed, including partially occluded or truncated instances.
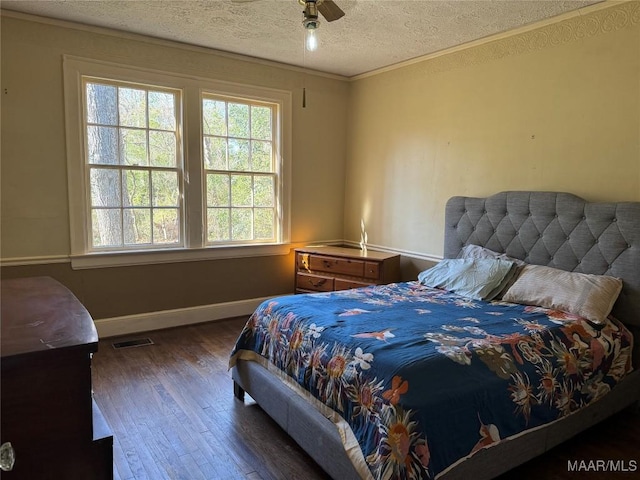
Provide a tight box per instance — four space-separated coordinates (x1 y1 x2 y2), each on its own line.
229 191 640 479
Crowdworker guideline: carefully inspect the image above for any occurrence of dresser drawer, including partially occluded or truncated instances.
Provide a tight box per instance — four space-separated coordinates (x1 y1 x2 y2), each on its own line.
296 272 334 292
334 278 373 291
294 246 400 294
364 261 380 280
308 254 364 277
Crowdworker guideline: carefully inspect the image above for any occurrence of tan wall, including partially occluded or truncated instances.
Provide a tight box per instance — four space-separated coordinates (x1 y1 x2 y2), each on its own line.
0 14 348 318
344 2 640 260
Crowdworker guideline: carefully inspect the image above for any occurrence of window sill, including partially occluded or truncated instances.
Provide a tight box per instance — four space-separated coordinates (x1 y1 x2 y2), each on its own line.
70 243 292 270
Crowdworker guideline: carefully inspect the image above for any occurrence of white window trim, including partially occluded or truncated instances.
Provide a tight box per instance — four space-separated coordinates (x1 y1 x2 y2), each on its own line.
63 55 291 269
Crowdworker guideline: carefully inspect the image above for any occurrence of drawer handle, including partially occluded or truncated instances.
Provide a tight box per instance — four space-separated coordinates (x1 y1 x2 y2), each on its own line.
323 260 332 268
301 253 311 272
0 442 15 472
309 278 327 287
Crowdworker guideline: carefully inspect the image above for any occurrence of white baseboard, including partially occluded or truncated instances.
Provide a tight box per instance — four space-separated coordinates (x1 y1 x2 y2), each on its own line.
94 296 272 338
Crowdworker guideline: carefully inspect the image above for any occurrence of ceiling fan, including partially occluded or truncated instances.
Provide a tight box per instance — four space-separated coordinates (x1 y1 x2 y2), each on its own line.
301 0 346 23
234 0 346 51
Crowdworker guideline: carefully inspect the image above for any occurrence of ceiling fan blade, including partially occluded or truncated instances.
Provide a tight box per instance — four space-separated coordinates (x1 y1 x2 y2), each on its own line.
318 0 345 22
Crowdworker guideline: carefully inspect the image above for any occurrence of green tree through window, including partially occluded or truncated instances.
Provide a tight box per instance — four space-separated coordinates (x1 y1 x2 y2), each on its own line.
202 96 277 244
66 57 289 264
85 80 181 249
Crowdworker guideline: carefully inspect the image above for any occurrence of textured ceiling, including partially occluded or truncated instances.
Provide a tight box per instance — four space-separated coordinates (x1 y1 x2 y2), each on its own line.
2 0 602 77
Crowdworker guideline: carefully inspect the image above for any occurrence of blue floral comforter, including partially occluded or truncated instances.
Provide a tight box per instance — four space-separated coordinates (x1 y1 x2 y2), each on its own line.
229 282 633 479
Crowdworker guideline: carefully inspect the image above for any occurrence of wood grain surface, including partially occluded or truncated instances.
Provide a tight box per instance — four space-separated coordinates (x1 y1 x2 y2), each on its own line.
92 317 640 480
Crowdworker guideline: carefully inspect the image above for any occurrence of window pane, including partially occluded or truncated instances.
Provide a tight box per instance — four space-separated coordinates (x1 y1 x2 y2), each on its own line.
87 126 118 165
231 208 252 240
148 91 175 131
119 87 146 128
251 141 272 172
251 106 271 140
90 168 121 207
253 175 274 207
152 171 179 206
123 169 150 206
86 83 117 125
207 208 230 242
206 174 229 207
203 99 227 136
124 208 151 244
228 103 249 138
231 175 252 207
228 139 250 171
82 76 186 253
254 208 274 240
92 209 122 247
149 131 176 167
203 137 227 170
120 128 148 166
153 208 179 244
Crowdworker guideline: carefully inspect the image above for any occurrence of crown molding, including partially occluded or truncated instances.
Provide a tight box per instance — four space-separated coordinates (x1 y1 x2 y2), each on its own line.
351 0 638 81
0 8 348 82
3 2 634 83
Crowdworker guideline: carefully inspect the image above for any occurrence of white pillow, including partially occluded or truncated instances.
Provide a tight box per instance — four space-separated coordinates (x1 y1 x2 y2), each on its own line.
502 265 622 324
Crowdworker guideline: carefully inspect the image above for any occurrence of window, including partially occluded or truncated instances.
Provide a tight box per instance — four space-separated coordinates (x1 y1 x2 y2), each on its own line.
202 95 278 244
64 57 291 268
85 80 183 249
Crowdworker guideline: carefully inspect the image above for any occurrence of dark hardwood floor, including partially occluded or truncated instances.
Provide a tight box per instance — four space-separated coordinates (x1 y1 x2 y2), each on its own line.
92 317 640 480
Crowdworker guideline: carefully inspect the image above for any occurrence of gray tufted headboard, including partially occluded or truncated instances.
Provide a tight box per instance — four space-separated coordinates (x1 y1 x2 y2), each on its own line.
444 191 640 327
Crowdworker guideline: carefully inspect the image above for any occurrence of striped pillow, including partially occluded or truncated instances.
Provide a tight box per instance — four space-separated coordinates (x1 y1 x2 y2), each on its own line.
502 265 622 324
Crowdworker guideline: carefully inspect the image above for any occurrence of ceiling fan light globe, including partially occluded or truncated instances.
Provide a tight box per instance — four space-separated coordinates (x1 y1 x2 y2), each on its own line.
305 28 318 52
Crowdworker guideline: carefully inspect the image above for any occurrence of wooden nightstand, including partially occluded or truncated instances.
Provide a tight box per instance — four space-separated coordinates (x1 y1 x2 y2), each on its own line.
295 246 400 293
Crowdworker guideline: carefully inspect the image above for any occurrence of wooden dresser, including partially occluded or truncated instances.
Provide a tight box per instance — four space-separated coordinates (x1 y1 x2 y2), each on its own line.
0 276 113 479
295 246 400 293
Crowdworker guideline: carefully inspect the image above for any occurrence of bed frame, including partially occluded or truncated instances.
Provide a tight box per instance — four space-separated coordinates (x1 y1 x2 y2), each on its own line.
232 191 640 480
